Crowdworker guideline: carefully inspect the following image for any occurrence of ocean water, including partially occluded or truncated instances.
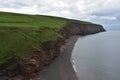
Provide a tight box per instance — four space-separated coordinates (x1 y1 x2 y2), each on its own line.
72 31 120 80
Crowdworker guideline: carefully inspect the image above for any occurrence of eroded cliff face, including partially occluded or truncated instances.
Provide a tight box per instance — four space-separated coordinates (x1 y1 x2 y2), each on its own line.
59 22 106 38
18 22 106 77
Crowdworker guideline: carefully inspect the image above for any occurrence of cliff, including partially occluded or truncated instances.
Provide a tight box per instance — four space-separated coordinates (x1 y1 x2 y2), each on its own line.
59 22 105 38
0 23 105 79
0 12 106 79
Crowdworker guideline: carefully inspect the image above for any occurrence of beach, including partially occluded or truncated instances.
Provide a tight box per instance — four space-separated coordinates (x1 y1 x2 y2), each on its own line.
37 36 79 80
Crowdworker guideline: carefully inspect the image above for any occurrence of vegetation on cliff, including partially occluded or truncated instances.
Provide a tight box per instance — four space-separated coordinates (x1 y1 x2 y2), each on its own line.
0 12 105 76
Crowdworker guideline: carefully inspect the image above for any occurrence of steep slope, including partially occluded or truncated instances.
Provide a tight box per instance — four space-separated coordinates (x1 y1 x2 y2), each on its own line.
0 12 105 77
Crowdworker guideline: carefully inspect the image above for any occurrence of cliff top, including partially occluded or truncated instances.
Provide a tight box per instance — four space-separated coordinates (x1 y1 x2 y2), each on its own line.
0 11 92 28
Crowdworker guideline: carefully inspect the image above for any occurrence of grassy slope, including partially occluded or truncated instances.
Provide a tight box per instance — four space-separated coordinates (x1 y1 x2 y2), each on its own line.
0 12 92 69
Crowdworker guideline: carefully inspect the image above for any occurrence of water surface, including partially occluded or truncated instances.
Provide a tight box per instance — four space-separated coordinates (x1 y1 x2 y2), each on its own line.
72 31 120 80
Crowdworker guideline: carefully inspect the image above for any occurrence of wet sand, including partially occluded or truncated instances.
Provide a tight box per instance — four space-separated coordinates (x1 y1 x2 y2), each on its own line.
37 36 79 80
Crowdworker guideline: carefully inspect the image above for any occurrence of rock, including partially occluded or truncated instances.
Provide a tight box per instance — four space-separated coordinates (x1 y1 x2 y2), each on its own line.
59 22 106 38
7 70 19 77
18 52 46 76
0 76 9 80
10 75 24 80
0 70 4 76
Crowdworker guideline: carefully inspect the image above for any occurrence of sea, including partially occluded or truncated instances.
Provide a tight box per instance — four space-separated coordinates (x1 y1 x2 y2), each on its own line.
72 31 120 80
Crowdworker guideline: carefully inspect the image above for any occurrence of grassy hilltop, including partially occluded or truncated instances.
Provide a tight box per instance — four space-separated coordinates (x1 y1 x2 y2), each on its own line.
0 12 92 71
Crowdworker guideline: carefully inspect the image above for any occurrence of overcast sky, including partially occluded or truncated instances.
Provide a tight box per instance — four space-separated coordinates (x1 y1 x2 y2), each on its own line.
0 0 120 30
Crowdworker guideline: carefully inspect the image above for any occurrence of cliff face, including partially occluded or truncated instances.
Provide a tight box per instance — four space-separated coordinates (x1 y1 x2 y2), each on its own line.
19 22 106 76
59 22 105 38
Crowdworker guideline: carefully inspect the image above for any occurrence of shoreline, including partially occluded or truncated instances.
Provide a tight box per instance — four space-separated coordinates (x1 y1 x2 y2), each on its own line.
37 36 79 80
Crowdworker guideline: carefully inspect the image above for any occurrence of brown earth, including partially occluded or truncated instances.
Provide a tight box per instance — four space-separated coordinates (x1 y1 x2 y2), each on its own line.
59 22 105 38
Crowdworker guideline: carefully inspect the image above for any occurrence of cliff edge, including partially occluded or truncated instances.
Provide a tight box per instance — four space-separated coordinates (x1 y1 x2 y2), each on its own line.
59 22 105 38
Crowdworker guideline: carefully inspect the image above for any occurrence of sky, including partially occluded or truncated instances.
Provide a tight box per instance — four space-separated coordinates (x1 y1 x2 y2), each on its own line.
0 0 120 30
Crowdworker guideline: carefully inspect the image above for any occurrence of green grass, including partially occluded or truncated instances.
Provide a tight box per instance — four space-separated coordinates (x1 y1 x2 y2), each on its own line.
0 11 92 69
0 12 68 28
0 12 92 28
0 27 61 64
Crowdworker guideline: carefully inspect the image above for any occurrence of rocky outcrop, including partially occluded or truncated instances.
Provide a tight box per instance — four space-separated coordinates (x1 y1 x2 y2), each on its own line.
59 22 105 38
14 40 65 77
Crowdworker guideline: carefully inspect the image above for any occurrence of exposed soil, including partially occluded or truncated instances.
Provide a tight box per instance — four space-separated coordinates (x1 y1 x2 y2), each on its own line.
0 39 65 80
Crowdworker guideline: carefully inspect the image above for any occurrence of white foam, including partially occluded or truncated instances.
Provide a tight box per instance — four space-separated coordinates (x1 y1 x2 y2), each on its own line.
71 58 77 73
73 64 77 73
